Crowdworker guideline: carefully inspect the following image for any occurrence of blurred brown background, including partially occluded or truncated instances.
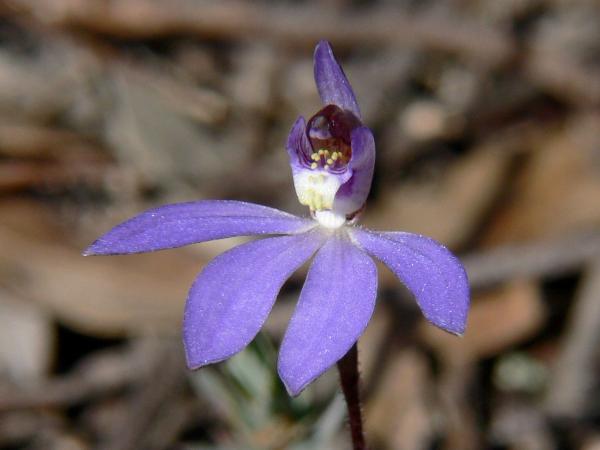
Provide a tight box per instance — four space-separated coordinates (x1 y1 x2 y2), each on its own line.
0 0 600 449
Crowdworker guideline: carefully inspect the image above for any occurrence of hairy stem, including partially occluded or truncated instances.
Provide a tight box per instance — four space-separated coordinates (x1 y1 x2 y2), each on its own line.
337 343 368 450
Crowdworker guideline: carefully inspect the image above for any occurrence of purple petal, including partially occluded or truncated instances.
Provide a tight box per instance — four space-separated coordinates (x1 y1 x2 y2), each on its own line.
84 200 315 255
184 230 326 368
286 116 312 170
278 234 377 396
314 40 361 119
351 229 470 335
333 126 376 215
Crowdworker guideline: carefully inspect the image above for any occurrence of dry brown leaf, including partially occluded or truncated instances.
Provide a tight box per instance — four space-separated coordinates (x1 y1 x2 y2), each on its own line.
0 290 53 383
483 114 600 245
421 280 544 362
356 306 395 383
365 143 513 250
0 200 214 336
365 349 435 450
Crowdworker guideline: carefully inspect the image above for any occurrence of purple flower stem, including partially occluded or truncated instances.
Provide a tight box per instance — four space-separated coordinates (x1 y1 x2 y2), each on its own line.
337 343 369 450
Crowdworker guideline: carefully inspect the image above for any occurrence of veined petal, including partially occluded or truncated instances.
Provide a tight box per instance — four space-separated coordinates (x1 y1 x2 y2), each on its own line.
278 233 377 396
314 40 361 119
84 200 315 255
286 116 312 169
184 230 326 368
333 126 376 215
350 229 469 335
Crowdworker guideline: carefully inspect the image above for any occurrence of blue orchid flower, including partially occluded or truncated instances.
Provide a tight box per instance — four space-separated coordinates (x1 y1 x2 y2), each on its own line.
85 40 470 396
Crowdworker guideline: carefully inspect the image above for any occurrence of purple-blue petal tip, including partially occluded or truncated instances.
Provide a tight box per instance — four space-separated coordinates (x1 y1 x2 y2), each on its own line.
314 40 361 118
278 236 377 396
183 231 326 370
82 200 314 256
350 229 470 335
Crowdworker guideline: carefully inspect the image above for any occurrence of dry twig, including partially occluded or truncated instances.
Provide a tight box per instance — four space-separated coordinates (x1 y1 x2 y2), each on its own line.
463 231 600 289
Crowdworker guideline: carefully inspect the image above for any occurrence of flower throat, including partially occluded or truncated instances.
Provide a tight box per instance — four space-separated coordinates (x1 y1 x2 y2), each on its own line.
306 104 361 171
